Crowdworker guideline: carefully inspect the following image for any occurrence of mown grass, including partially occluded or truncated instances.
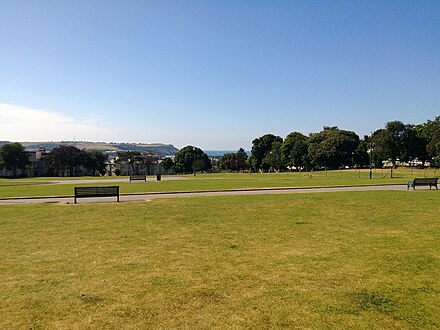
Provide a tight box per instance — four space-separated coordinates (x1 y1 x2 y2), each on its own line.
1 191 439 328
2 167 439 198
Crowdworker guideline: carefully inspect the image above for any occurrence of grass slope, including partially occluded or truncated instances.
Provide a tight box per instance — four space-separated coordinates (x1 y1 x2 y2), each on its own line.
2 167 439 198
1 191 439 328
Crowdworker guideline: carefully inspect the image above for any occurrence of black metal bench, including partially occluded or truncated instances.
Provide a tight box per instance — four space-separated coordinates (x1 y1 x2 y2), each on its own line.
129 175 147 182
407 178 438 190
74 186 120 204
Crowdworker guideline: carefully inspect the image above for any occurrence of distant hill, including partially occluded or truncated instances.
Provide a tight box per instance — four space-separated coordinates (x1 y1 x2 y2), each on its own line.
0 141 179 156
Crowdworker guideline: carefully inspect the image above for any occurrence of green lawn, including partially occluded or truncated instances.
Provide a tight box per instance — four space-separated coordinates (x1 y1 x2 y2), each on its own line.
1 191 439 328
2 167 439 198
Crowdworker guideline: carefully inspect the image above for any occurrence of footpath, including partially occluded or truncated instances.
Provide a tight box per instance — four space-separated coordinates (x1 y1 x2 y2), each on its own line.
0 184 408 205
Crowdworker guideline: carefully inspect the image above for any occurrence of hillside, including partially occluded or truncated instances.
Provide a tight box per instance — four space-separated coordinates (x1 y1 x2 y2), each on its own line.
0 141 179 156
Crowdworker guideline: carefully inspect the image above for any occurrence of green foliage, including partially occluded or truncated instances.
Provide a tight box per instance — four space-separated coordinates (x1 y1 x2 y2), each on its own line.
45 145 87 176
354 138 369 166
416 116 440 165
0 142 29 176
262 140 282 171
84 150 108 175
45 146 109 176
281 132 308 170
173 146 212 174
160 157 174 171
218 148 248 171
372 121 426 166
308 127 359 169
250 134 283 171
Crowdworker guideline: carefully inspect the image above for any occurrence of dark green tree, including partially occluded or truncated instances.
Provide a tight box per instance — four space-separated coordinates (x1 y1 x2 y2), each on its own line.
249 134 283 171
262 140 283 171
281 132 308 170
173 146 211 174
236 148 248 160
160 157 174 172
416 116 440 165
354 138 369 167
218 153 235 171
371 121 421 167
84 150 108 176
45 145 87 176
308 127 360 169
0 142 29 176
218 148 248 172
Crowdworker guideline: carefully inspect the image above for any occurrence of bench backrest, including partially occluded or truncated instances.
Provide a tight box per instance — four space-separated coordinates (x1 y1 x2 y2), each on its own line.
130 175 146 180
74 186 119 197
413 178 438 184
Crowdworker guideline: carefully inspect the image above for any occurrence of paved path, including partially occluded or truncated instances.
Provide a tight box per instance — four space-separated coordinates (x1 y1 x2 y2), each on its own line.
0 184 410 205
51 176 187 185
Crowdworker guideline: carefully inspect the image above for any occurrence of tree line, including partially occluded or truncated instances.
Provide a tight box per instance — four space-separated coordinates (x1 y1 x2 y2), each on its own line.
213 117 440 172
0 144 108 177
1 116 439 176
168 117 440 174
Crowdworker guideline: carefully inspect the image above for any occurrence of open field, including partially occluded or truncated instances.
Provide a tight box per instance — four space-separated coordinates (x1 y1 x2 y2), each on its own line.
1 191 439 328
1 168 439 198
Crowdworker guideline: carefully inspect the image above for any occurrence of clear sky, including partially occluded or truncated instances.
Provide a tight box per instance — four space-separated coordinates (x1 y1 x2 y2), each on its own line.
1 1 439 150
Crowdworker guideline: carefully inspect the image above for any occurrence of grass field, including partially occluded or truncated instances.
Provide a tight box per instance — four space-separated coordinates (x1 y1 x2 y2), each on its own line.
1 167 439 198
1 190 439 328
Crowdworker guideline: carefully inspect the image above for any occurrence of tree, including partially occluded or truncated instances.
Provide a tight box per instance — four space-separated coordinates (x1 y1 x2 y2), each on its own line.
281 132 308 170
84 150 108 176
262 140 283 171
218 153 235 171
0 142 29 176
249 134 283 171
45 145 87 176
173 146 211 174
218 148 248 172
308 127 359 169
161 157 174 172
416 116 440 166
236 148 248 160
354 138 369 167
372 121 421 167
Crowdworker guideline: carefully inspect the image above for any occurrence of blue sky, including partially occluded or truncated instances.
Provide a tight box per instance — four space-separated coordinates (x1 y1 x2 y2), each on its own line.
1 1 439 150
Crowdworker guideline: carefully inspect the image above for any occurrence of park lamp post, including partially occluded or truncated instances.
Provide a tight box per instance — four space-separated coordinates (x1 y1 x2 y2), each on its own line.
193 147 196 176
157 159 162 181
368 133 373 179
365 134 373 179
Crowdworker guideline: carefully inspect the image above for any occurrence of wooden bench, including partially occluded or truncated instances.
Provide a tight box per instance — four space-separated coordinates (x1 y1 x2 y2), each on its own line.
129 175 147 182
74 186 120 204
407 178 438 190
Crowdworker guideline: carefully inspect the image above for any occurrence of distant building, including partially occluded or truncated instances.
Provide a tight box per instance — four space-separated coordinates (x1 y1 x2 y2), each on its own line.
26 148 48 177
